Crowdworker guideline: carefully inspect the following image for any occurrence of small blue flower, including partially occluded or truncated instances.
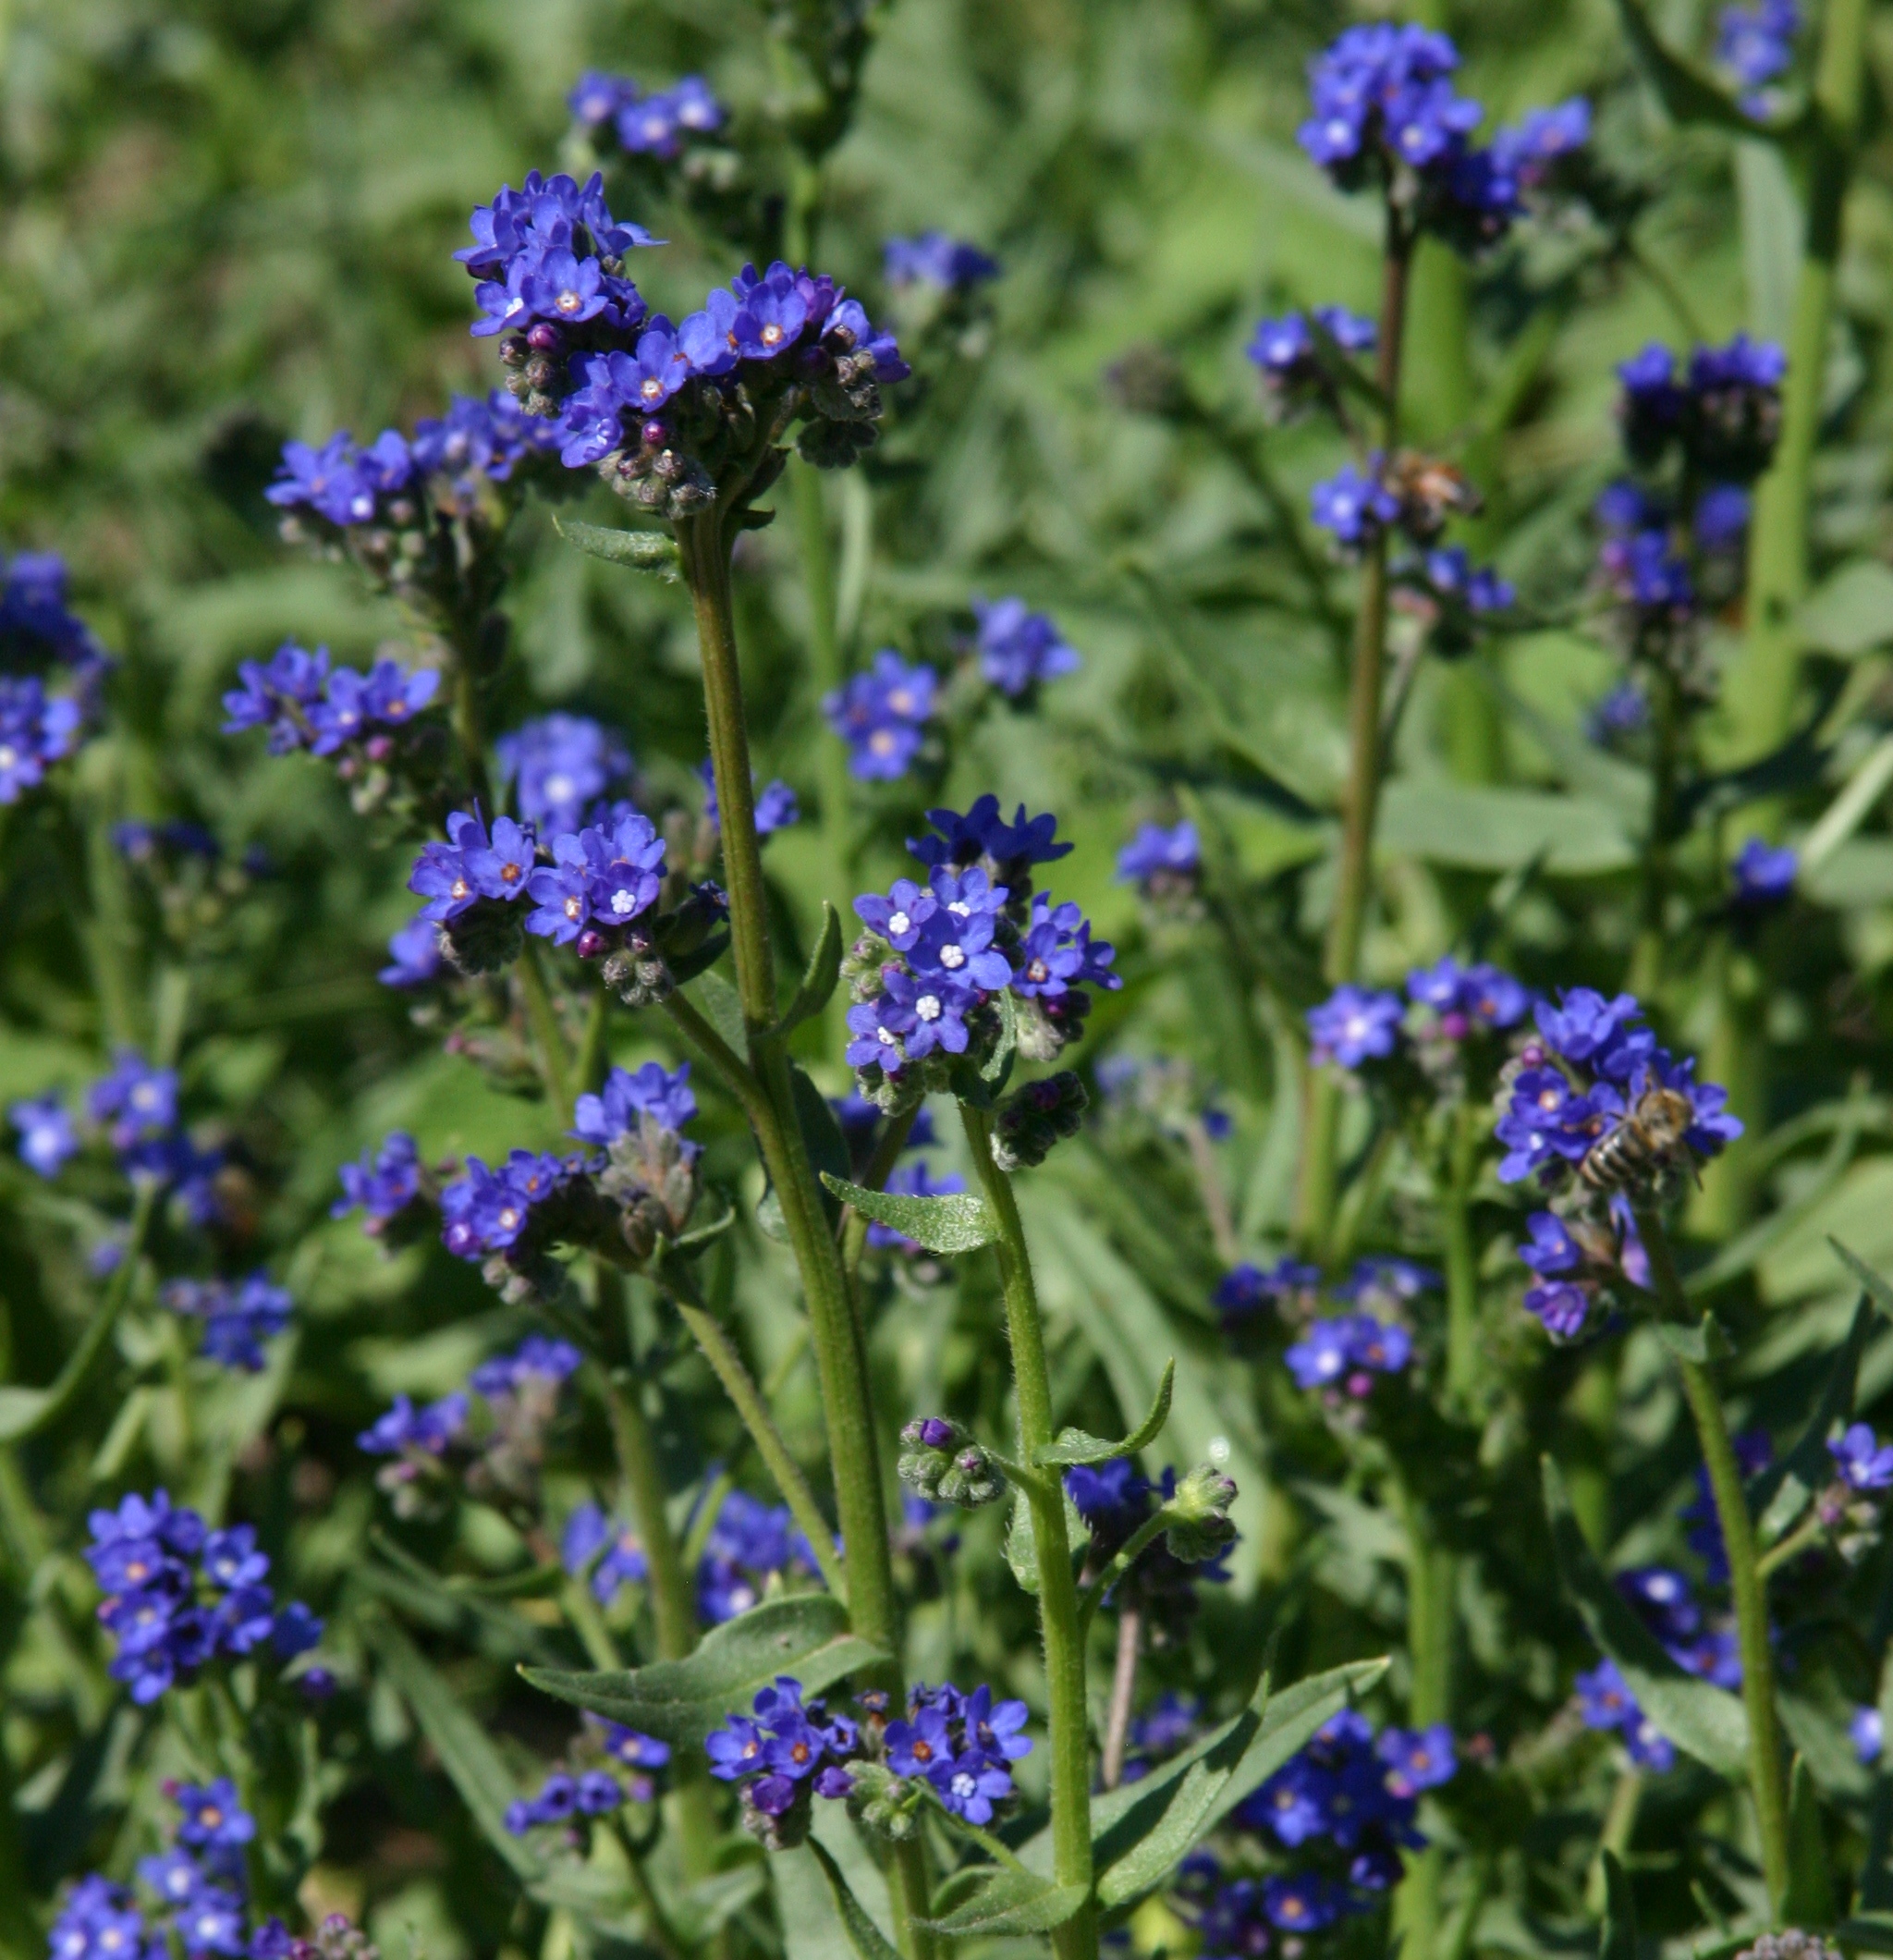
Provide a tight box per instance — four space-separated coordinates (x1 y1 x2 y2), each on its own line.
1375 1724 1457 1795
824 652 937 780
971 595 1081 696
1306 985 1403 1068
1829 1423 1893 1491
884 233 1000 290
571 1061 697 1144
10 1093 79 1178
496 715 632 834
1310 464 1400 547
1731 836 1796 907
379 916 442 988
1519 1211 1582 1276
1117 820 1199 888
1215 1258 1321 1320
334 1132 422 1226
175 1781 255 1852
1853 1706 1883 1764
357 1393 468 1457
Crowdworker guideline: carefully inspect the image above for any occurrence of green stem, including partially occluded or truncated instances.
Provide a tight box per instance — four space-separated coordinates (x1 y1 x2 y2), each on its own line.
1633 1205 1790 1910
1733 0 1869 762
1754 1507 1829 1581
1077 1506 1181 1635
662 991 766 1126
960 1104 1096 1960
454 651 494 812
611 1813 688 1960
1630 666 1682 1000
1441 1105 1482 1410
574 989 611 1100
517 939 573 1117
1392 1472 1455 1960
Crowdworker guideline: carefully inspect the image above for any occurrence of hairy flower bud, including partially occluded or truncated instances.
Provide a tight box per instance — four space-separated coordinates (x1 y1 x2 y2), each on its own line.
439 901 524 976
991 1072 1089 1171
844 1761 924 1842
739 1774 812 1851
898 1417 1006 1508
1165 1464 1240 1562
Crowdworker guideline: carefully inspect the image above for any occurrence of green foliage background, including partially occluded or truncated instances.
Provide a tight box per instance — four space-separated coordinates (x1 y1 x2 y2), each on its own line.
10 0 1893 1955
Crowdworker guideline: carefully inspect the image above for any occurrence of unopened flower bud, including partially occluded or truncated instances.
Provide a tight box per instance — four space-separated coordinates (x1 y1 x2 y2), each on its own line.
525 322 563 352
844 1761 923 1842
440 900 524 976
1165 1464 1239 1562
739 1773 812 1851
991 1072 1089 1171
898 1416 1003 1507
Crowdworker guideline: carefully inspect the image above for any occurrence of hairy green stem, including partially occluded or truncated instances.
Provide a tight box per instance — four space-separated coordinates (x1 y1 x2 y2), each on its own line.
516 939 573 1117
675 510 925 1956
1393 1474 1455 1960
1441 1105 1482 1410
961 1104 1096 1960
610 1814 687 1960
1633 1206 1789 1909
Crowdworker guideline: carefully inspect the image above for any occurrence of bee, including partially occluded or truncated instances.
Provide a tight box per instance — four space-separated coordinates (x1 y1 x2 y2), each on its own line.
1578 1084 1696 1194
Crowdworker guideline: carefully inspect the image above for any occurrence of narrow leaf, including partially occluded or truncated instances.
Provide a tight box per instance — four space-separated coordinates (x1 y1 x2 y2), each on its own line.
1036 1361 1176 1466
1838 1921 1893 1955
819 1173 997 1254
520 1593 885 1746
1005 1491 1041 1596
1785 1753 1838 1927
1830 1239 1893 1318
1753 1297 1874 1542
552 513 680 579
687 969 751 1061
918 1868 1089 1937
777 904 843 1038
805 1839 906 1960
1543 1459 1749 1777
1599 1850 1636 1960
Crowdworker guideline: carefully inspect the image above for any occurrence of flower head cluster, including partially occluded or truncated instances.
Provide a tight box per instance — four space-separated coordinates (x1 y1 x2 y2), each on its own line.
1117 819 1200 899
13 1051 223 1224
161 1274 293 1372
824 651 937 780
1618 337 1786 486
1284 1313 1415 1395
1308 957 1527 1073
1064 1458 1235 1641
332 1133 428 1240
495 714 634 833
85 1491 324 1704
568 72 724 158
0 673 84 803
845 799 1118 1105
504 1769 627 1837
1247 305 1376 423
1310 451 1503 602
222 643 439 766
700 758 799 837
266 393 562 533
700 1489 830 1623
885 234 1001 292
1716 1 1800 114
1575 1659 1677 1771
461 167 908 510
1572 1569 1739 1772
971 596 1080 697
0 548 107 804
1215 1256 1323 1326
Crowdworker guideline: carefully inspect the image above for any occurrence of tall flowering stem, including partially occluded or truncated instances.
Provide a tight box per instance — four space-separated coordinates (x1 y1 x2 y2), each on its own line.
1301 214 1416 1253
1631 1202 1790 1908
1440 1103 1483 1409
960 1103 1097 1960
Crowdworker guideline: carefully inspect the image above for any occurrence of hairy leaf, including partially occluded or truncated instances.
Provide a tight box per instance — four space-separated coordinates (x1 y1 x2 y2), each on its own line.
777 903 844 1038
818 1173 997 1252
1753 1296 1874 1542
918 1868 1090 1937
805 1839 906 1960
552 513 681 578
1036 1360 1176 1465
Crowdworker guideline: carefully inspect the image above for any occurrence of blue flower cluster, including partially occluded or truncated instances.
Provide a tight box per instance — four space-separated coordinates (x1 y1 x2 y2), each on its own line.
459 170 907 508
707 1675 1031 1829
1618 337 1786 486
1731 836 1797 909
1116 818 1200 895
265 392 562 532
971 596 1080 697
1297 26 1589 251
1514 1199 1652 1341
567 71 724 158
161 1274 293 1372
1494 988 1740 1194
496 714 634 834
699 757 799 837
1717 1 1800 113
222 642 439 761
1247 304 1375 423
1830 1423 1893 1492
11 1050 223 1224
824 651 937 780
1215 1256 1322 1325
1307 956 1529 1072
884 233 1001 292
1176 1709 1458 1946
1064 1458 1234 1638
845 798 1118 1098
504 1769 627 1836
1308 456 1513 625
332 1132 424 1236
86 1492 323 1704
1284 1312 1415 1393
0 549 108 804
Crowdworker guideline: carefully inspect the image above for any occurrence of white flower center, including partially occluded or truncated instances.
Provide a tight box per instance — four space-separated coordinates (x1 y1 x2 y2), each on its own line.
915 994 942 1022
761 323 783 346
940 945 965 969
610 888 637 916
949 900 971 916
557 289 583 313
887 911 910 937
543 772 574 803
564 895 583 920
641 377 664 401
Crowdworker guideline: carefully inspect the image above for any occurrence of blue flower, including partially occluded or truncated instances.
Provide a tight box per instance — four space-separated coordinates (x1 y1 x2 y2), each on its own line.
87 1050 180 1149
617 77 724 157
854 877 937 949
357 1393 468 1457
875 965 981 1064
1533 988 1643 1069
1306 985 1403 1068
1284 1314 1411 1390
1419 545 1515 614
1335 1258 1439 1310
1695 484 1753 553
572 1061 697 1143
379 916 442 987
163 1274 293 1372
971 595 1081 696
495 714 632 834
1117 820 1200 888
1405 956 1528 1029
909 795 1072 875
1731 836 1796 906
264 435 373 525
1376 1724 1457 1795
1215 1258 1320 1320
1013 895 1118 999
10 1093 79 1177
600 1723 672 1770
573 809 667 926
1830 1423 1893 1491
824 651 937 780
1310 464 1400 547
1574 1659 1675 1771
1518 1211 1582 1276
1853 1707 1884 1764
1716 0 1801 106
175 1781 255 1853
699 759 799 837
912 877 1013 989
884 233 1000 290
0 675 84 800
1601 529 1692 611
1262 1873 1348 1931
334 1132 421 1227
470 1335 583 1401
1489 98 1592 185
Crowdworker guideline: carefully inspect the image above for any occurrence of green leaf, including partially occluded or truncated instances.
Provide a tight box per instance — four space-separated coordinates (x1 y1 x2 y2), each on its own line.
794 1066 851 1226
1838 1920 1893 1955
776 904 843 1038
366 1615 544 1882
1599 1849 1636 1960
669 931 733 986
917 1868 1090 1937
1375 780 1635 876
1830 1239 1893 1318
552 513 680 579
360 1532 567 1666
1800 560 1893 656
1613 0 1787 138
1035 1360 1176 1466
805 1839 906 1960
1785 1753 1838 1927
1753 1297 1875 1542
818 1173 997 1254
519 1593 886 1746
687 969 750 1062
1655 1315 1736 1365
1543 1458 1750 1777
1005 1490 1041 1595
983 986 1019 1083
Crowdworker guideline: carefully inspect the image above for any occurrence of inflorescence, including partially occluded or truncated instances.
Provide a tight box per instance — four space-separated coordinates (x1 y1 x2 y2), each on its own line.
0 547 109 806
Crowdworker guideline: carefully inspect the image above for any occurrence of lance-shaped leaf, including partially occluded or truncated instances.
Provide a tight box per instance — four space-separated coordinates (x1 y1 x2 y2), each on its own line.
553 513 680 579
1543 1458 1749 1777
1785 1753 1838 1927
1753 1295 1875 1542
1599 1850 1636 1960
519 1593 885 1746
776 904 843 1039
918 1868 1090 1938
1035 1361 1176 1467
805 1839 906 1960
819 1173 997 1254
1831 1239 1893 1318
